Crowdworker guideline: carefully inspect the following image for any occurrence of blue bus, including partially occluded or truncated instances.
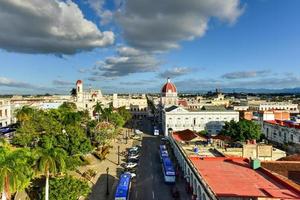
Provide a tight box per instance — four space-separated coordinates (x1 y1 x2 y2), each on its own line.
159 145 168 160
161 157 176 183
115 173 131 200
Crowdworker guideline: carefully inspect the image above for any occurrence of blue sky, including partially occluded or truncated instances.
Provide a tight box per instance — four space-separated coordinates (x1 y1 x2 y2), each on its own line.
0 0 299 94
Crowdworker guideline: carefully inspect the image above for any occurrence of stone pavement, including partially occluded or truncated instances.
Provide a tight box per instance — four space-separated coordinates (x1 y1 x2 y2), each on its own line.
69 129 140 200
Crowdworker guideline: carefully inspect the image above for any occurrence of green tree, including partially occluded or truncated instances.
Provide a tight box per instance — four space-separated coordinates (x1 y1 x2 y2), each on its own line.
58 102 77 113
220 120 262 142
44 176 90 200
70 88 77 98
109 112 125 128
93 101 104 122
0 143 34 200
117 106 132 124
36 148 66 200
91 122 116 146
15 106 35 125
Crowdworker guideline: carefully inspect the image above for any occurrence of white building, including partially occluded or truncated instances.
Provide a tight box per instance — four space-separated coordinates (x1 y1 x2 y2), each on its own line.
160 78 178 107
75 80 109 118
258 102 299 113
112 94 149 119
0 99 11 127
262 120 300 146
162 106 239 136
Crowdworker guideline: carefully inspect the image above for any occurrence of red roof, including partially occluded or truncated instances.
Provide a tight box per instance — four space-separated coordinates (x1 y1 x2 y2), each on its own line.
76 80 82 84
265 120 300 129
178 99 188 107
161 78 177 93
189 157 300 199
172 129 206 142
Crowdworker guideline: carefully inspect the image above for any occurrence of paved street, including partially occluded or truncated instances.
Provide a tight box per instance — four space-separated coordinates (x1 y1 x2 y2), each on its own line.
130 119 190 200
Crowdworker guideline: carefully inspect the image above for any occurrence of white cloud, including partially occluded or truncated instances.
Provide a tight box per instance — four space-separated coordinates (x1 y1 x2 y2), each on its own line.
116 0 244 51
0 0 114 54
88 46 160 78
159 67 192 78
222 70 270 79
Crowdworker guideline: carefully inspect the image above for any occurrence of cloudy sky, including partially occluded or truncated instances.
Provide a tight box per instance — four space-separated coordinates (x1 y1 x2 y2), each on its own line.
0 0 300 94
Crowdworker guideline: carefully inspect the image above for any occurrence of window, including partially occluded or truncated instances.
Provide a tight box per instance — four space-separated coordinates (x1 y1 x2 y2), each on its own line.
0 110 2 117
298 136 300 143
279 132 281 137
291 134 293 142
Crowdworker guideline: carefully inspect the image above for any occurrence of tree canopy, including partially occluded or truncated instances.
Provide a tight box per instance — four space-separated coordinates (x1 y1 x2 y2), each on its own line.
45 176 90 200
220 120 262 142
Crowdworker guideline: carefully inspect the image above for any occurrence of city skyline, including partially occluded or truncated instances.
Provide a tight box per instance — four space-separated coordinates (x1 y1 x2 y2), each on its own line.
0 0 300 94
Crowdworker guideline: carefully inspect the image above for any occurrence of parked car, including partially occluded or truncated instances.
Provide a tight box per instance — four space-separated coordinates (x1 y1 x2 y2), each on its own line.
127 157 139 163
128 154 139 159
123 167 137 173
129 146 139 151
124 162 137 169
128 149 139 155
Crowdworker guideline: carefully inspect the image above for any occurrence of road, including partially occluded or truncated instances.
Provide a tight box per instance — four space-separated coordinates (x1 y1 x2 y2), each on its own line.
130 119 189 200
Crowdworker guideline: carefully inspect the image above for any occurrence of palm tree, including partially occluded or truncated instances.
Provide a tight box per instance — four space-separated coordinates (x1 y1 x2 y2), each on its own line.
0 143 33 200
93 102 103 122
15 106 34 125
36 148 66 200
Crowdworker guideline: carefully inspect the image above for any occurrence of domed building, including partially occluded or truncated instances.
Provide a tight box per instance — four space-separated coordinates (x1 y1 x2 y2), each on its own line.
160 78 178 107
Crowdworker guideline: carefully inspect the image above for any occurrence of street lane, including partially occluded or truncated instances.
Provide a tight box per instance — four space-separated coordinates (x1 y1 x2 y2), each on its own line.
130 119 184 200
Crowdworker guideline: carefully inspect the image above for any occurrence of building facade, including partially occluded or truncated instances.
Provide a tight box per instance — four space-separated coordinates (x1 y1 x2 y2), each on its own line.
112 93 149 119
0 99 11 127
162 106 239 136
160 78 178 107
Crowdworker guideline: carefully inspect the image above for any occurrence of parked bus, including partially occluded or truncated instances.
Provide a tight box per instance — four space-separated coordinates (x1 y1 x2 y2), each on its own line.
161 156 176 183
159 145 169 161
115 173 131 200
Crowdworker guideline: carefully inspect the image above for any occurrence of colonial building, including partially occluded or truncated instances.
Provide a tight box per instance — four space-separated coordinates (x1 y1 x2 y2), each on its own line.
74 80 109 118
112 93 149 119
0 99 11 127
162 106 239 136
159 79 239 136
160 78 178 107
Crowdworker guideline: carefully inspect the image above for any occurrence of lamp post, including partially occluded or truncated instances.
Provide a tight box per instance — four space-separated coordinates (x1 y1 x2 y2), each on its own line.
117 146 120 165
106 167 109 195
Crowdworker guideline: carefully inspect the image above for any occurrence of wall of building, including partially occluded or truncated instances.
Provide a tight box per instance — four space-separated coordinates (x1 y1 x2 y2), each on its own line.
162 110 239 136
262 122 300 145
0 99 11 127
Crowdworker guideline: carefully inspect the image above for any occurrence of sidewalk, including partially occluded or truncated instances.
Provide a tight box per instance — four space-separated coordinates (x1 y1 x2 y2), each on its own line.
69 129 140 200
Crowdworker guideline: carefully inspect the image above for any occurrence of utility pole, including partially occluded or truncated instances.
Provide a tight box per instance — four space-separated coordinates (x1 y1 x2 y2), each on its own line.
117 146 120 165
106 167 109 195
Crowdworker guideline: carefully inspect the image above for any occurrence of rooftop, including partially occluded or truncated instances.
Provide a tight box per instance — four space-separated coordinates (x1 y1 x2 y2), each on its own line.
265 119 300 129
189 157 300 199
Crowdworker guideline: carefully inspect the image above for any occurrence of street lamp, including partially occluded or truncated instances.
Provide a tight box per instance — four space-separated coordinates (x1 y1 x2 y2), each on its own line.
106 167 109 195
117 146 120 165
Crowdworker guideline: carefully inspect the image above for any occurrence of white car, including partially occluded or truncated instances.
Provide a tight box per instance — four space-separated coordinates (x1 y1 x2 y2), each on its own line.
128 154 140 159
135 129 143 134
124 162 137 169
129 146 140 152
124 172 136 179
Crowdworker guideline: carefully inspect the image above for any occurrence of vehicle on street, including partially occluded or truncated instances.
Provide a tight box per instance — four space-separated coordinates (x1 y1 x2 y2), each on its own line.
114 173 131 200
134 129 143 134
128 149 139 155
124 172 136 179
128 154 139 159
153 126 159 136
124 162 137 169
161 156 176 183
127 158 139 163
129 146 139 152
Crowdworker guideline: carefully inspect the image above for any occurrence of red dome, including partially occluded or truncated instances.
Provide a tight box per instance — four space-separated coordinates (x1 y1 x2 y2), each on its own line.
161 78 177 93
76 80 82 85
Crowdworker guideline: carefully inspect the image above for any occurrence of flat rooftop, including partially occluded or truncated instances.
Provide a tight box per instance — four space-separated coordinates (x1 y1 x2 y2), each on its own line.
189 157 300 199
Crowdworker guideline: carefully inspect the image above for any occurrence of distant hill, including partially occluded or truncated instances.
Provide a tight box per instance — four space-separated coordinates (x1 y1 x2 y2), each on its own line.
180 87 300 94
